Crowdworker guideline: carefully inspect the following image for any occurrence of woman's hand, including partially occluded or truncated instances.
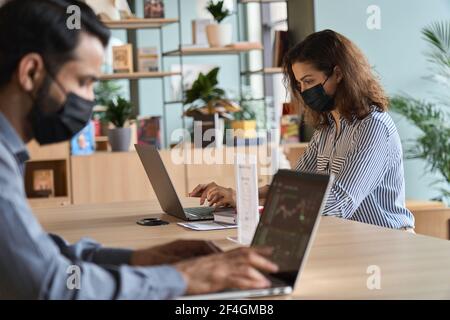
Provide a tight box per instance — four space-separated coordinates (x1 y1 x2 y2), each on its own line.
189 182 236 208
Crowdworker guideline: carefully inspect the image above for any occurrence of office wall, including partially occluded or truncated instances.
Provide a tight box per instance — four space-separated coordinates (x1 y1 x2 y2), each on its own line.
313 0 450 201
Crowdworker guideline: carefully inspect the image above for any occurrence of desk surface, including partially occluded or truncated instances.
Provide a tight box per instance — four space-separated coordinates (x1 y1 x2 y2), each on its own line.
34 198 450 299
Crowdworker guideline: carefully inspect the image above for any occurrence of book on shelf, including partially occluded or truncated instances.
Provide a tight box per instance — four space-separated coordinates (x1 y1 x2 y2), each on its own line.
273 30 289 67
192 19 213 46
281 114 300 144
137 117 161 149
32 169 55 198
137 47 159 72
85 0 133 21
112 44 134 73
71 121 96 156
144 0 165 18
225 42 263 50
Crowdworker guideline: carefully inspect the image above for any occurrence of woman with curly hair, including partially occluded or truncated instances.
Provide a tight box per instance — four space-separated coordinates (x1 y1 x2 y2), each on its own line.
190 29 415 232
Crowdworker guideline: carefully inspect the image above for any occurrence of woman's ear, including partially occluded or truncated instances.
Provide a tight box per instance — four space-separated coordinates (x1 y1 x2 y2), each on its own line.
334 65 343 83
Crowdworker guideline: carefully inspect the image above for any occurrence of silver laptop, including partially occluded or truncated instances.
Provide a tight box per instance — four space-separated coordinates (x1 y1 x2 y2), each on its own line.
180 169 334 299
135 144 216 221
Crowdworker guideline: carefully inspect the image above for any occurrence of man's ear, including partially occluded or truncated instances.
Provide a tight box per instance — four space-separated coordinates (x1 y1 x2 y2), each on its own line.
334 65 343 84
17 53 45 93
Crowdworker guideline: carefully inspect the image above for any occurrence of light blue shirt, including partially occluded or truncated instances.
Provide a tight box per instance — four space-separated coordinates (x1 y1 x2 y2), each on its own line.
296 107 415 229
0 112 186 299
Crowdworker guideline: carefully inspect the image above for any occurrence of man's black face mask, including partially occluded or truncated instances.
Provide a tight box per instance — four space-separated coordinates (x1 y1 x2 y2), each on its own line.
30 71 95 145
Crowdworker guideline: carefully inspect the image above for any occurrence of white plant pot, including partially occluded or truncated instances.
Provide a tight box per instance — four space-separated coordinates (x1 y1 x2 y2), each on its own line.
206 23 232 48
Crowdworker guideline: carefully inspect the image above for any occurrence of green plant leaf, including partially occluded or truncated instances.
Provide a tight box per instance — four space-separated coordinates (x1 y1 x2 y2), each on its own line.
206 0 231 23
104 96 134 128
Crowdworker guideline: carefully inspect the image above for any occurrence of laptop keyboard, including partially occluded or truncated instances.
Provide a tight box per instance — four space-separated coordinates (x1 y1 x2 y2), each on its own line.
184 207 214 217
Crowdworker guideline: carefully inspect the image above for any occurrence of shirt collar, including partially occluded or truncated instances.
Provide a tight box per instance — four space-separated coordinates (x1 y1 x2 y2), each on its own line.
0 111 30 166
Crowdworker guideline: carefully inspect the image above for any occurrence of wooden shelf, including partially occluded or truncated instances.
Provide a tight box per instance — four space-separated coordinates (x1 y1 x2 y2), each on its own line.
99 71 181 81
240 0 287 3
95 136 109 142
101 18 179 29
28 196 71 208
241 67 283 75
163 44 263 56
27 141 70 162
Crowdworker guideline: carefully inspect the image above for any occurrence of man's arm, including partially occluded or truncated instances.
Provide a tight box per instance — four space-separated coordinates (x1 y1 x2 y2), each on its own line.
0 196 186 299
48 233 134 266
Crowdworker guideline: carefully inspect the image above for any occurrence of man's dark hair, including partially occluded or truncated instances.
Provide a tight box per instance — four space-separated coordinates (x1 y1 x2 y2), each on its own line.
0 0 111 87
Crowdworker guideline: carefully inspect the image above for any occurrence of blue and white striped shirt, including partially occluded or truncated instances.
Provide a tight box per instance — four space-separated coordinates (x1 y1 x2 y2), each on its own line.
296 108 415 230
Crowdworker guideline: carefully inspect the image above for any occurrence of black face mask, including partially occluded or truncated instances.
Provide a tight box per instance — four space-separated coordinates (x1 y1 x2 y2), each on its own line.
300 74 335 113
30 75 95 145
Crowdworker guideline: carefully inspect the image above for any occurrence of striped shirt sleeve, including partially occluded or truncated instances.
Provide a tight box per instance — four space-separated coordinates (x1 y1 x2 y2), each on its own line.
322 119 390 219
295 130 320 172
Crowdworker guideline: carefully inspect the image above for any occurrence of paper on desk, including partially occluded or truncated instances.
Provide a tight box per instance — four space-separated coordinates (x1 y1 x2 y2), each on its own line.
177 221 237 231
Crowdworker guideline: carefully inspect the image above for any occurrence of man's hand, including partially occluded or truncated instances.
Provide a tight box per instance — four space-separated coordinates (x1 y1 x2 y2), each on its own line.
174 247 279 295
189 182 236 208
130 240 222 266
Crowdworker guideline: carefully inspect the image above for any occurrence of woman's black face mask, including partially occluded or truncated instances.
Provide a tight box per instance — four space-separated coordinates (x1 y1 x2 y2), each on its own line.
29 71 95 145
299 72 335 113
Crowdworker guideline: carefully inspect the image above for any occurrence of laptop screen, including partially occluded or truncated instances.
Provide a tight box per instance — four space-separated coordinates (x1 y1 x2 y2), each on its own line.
251 170 331 285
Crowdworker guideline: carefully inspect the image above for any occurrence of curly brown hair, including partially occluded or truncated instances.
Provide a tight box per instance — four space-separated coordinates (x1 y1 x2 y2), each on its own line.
283 29 389 128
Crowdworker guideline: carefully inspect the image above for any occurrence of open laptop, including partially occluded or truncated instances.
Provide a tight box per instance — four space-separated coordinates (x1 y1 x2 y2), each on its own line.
135 144 216 221
180 169 334 299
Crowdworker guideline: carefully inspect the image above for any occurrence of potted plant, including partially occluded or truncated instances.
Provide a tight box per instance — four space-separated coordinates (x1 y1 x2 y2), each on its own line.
205 0 232 47
94 80 123 136
105 96 134 152
184 67 240 147
390 22 450 204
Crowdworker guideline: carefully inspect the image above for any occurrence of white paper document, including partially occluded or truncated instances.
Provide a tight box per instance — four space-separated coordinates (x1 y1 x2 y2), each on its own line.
235 154 260 245
177 221 237 231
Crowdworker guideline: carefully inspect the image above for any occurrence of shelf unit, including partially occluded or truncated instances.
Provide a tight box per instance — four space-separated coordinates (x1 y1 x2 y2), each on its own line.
99 71 180 81
240 67 283 76
25 141 72 208
162 45 263 56
240 0 287 3
101 18 179 29
97 0 289 149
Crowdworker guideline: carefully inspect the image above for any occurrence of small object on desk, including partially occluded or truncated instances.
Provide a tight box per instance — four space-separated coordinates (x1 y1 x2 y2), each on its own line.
214 211 237 225
235 154 260 245
137 218 169 227
177 221 237 231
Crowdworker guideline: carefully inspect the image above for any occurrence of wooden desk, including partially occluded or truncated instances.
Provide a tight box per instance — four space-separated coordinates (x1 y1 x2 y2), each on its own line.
34 198 450 299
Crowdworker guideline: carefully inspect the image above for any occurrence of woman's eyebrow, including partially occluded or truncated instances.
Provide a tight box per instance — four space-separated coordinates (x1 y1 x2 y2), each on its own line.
300 74 312 81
